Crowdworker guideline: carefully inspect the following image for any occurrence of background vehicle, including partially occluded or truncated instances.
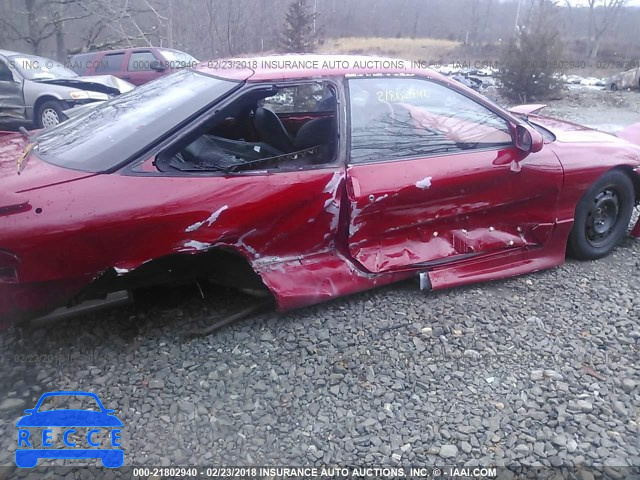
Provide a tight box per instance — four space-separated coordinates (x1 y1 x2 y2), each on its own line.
608 66 640 91
0 55 639 327
68 47 199 86
0 50 134 129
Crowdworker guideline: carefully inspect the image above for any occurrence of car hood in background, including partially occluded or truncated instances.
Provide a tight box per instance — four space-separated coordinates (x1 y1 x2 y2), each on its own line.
617 123 640 147
34 75 135 95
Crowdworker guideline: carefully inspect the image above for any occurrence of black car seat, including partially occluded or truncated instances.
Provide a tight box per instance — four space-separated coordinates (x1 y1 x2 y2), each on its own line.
294 117 334 151
254 107 294 153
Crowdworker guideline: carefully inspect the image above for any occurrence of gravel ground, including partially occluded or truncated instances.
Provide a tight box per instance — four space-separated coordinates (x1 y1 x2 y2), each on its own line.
0 93 639 476
0 217 638 474
543 89 640 133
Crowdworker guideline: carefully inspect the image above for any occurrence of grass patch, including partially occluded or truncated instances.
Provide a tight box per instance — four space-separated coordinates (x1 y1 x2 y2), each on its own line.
318 37 461 61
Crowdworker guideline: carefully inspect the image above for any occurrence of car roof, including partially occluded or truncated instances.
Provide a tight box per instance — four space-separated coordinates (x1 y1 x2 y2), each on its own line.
70 46 190 57
196 54 446 82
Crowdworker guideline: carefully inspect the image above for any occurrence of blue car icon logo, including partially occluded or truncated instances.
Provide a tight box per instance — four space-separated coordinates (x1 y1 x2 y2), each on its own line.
16 391 123 468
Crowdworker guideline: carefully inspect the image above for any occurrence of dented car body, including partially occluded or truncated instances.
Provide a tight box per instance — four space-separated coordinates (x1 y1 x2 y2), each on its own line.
1 55 640 327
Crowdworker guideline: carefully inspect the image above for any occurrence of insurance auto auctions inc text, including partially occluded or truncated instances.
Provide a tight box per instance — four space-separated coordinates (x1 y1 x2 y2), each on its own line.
253 466 498 478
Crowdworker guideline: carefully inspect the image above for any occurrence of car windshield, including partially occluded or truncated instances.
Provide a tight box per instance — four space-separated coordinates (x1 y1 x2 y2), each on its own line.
38 395 101 412
9 54 78 80
158 49 199 67
34 69 240 172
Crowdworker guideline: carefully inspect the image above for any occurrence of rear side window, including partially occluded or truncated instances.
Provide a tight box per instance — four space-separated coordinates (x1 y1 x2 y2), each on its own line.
128 51 158 71
95 53 125 74
67 53 97 74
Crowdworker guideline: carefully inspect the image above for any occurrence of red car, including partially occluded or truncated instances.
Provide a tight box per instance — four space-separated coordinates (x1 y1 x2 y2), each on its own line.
68 47 198 86
1 55 639 327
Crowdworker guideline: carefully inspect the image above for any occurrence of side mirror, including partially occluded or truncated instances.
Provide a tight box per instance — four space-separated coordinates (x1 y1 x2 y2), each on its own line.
149 61 166 72
515 124 544 154
23 409 34 414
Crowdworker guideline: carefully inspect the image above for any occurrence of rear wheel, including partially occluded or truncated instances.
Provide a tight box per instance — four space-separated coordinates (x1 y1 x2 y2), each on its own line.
568 170 635 260
36 100 68 129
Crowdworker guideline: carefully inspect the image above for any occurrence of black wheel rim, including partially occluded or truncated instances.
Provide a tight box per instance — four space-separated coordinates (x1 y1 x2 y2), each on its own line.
585 188 621 247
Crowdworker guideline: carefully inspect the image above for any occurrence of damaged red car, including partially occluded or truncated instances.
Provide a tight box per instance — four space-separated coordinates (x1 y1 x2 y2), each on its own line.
1 55 640 327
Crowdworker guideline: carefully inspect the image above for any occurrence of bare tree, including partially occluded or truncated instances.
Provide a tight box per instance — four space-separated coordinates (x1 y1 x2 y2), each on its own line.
586 0 627 58
72 0 168 51
202 0 256 57
0 0 90 57
499 0 564 103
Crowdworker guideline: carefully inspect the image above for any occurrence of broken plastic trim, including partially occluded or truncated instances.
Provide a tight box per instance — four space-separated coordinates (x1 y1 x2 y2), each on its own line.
418 272 432 291
30 291 131 326
183 300 273 338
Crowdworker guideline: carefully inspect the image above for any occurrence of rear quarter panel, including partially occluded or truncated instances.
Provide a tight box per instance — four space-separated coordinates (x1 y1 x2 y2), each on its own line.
0 166 344 287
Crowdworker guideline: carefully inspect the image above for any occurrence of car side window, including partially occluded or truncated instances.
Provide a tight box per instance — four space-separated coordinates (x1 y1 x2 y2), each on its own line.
128 51 158 71
67 53 96 74
0 60 13 82
348 77 512 164
95 53 125 74
157 82 339 174
258 84 334 113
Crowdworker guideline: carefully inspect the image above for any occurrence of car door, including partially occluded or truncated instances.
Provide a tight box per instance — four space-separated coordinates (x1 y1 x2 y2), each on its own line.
91 79 345 275
345 76 563 273
0 56 26 123
125 50 164 85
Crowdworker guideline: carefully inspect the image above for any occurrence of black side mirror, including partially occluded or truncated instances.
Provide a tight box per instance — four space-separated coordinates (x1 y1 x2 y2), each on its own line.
149 61 166 72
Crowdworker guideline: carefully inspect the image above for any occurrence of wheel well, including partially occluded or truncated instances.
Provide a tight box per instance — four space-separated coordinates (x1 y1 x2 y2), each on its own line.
79 247 273 303
32 96 63 118
613 165 640 204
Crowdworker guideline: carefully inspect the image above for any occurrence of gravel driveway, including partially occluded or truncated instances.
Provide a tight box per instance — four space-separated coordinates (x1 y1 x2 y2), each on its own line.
0 219 638 475
1 93 639 475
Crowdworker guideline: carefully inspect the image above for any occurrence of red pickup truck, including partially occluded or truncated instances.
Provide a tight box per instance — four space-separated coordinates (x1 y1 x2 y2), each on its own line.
67 47 199 86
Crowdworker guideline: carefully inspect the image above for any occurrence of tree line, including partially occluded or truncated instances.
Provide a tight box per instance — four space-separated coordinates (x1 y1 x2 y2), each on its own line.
0 0 638 62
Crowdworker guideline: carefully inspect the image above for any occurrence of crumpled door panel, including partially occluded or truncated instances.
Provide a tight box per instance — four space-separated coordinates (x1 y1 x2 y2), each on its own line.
0 80 26 121
346 147 563 274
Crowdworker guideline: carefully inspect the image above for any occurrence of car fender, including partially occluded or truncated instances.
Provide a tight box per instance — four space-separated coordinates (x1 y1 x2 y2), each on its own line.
618 123 640 147
23 81 71 120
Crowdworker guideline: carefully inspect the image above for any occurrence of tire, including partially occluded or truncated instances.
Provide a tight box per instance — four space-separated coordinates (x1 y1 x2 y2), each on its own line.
36 100 68 129
568 170 635 260
610 83 618 91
